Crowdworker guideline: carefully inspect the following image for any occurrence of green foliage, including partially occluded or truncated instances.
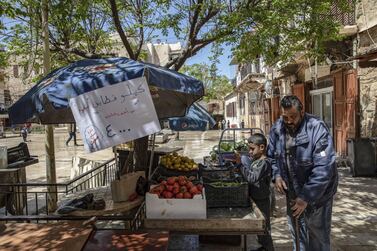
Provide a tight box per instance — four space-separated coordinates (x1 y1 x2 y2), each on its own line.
226 0 352 65
0 48 9 67
180 63 233 102
205 75 233 101
180 63 212 89
0 0 353 84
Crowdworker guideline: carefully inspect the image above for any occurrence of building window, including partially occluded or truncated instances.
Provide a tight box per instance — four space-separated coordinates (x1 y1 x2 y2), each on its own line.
255 58 261 73
226 102 237 117
13 65 19 78
249 101 256 115
239 95 245 115
310 87 333 135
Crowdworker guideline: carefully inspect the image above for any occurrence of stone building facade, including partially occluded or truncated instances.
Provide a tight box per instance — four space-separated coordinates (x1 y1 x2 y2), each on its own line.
356 0 377 137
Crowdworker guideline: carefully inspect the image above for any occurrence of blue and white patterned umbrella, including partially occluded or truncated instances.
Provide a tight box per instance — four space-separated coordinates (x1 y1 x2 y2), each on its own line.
9 57 204 124
168 103 216 131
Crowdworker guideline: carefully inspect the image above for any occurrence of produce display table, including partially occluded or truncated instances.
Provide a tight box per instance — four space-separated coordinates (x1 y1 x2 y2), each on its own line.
57 186 143 217
142 203 265 250
143 204 265 235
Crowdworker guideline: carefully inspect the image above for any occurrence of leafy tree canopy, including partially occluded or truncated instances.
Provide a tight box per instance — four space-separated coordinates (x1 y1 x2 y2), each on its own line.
1 0 352 72
180 63 233 101
226 0 352 65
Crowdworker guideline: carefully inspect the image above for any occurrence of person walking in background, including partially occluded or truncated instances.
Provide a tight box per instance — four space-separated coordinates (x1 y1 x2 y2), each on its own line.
21 124 28 142
25 122 32 133
66 123 78 146
227 120 230 128
221 119 226 130
267 95 338 251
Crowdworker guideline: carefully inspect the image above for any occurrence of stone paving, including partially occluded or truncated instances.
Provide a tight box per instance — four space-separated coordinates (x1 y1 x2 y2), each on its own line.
1 129 377 250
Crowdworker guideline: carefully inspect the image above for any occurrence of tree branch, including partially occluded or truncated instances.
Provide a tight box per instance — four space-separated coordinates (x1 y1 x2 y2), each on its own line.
109 0 135 59
134 1 144 60
188 0 203 45
50 46 115 59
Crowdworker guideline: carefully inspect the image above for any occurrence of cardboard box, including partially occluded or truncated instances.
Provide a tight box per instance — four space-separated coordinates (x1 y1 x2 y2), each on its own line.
146 188 206 219
111 171 145 202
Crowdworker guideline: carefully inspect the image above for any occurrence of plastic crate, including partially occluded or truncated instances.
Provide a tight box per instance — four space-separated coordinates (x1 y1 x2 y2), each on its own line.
157 165 199 178
200 167 244 183
199 161 232 171
204 182 250 208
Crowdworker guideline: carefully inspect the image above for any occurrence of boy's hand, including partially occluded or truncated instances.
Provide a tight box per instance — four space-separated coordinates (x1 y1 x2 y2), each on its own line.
275 177 287 194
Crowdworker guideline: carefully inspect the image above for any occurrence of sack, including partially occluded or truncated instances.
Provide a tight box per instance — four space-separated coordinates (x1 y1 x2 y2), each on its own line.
111 171 145 202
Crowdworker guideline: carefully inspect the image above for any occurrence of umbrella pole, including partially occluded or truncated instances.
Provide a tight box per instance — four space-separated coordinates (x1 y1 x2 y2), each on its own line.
148 134 156 179
45 125 57 212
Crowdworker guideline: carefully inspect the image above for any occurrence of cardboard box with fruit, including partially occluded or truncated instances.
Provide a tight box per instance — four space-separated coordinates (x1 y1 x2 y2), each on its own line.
146 176 206 219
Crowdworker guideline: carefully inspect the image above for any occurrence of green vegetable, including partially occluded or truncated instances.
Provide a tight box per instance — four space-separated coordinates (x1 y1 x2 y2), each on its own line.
209 151 218 161
220 142 234 152
209 181 247 188
235 140 248 151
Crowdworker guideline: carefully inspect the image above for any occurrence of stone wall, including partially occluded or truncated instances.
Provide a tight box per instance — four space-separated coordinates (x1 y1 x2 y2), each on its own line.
358 25 377 137
356 0 377 33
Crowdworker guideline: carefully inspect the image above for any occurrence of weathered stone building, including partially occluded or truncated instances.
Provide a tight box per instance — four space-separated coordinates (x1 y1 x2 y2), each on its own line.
355 0 377 137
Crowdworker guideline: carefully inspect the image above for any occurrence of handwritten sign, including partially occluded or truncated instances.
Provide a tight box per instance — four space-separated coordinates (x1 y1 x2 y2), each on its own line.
69 77 161 153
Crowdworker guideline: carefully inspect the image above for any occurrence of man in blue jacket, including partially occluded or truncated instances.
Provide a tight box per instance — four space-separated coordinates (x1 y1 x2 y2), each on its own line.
267 95 338 251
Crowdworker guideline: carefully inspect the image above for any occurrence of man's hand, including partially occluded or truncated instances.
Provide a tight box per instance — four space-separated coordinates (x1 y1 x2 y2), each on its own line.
291 197 308 218
274 177 287 194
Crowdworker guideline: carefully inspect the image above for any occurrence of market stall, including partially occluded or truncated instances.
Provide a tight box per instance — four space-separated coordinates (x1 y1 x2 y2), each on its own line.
137 150 266 249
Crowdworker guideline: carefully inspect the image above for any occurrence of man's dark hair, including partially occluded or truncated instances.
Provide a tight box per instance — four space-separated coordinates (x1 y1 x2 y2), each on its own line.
248 133 267 147
280 95 303 111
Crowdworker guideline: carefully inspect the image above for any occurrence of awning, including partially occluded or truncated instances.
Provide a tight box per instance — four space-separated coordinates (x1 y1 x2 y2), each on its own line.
235 73 265 93
349 47 377 68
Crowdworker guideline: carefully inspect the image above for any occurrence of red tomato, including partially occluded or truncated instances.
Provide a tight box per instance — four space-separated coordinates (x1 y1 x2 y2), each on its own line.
186 182 194 189
183 192 192 199
189 186 200 195
166 185 174 192
172 186 180 194
167 177 176 185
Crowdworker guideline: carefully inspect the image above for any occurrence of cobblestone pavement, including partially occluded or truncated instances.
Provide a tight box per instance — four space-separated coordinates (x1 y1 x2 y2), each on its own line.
1 129 376 250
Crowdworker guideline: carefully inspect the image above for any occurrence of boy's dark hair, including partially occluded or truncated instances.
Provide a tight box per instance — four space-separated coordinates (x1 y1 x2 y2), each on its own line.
247 133 267 147
280 95 303 111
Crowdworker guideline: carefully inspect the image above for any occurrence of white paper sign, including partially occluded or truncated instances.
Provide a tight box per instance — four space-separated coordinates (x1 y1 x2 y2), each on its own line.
69 77 161 153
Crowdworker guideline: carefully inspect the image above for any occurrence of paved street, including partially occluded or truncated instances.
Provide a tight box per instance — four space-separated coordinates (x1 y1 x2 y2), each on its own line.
1 129 377 250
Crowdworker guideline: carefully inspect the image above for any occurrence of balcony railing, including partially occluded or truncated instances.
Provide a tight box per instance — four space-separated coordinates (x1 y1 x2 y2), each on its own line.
331 0 355 26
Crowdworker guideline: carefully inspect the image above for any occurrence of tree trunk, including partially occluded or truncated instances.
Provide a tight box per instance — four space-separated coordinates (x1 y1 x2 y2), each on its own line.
42 0 57 212
134 136 149 173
